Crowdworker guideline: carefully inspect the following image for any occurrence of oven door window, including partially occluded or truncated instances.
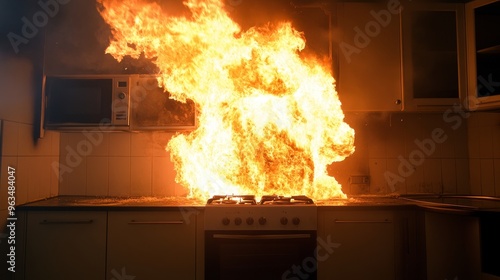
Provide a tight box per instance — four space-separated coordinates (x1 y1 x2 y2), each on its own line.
205 230 317 280
45 78 113 125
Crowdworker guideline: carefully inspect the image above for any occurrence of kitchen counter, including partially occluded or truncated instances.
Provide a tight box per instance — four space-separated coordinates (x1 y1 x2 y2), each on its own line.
17 194 500 213
17 195 206 211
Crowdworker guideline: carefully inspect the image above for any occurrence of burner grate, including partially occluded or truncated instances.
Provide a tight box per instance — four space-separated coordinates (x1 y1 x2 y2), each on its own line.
206 195 257 205
260 195 314 205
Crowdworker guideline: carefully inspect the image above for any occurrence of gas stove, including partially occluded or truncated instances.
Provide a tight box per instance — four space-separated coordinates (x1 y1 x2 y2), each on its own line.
204 195 317 231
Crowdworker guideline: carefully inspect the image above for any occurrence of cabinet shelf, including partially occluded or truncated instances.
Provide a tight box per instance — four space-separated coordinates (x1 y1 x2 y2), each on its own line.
477 44 500 54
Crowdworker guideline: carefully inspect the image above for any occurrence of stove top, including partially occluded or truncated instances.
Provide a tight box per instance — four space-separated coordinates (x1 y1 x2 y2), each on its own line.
204 195 317 231
206 195 314 205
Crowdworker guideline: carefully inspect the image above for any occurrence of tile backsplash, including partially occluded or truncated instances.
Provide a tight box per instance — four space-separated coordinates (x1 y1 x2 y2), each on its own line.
57 111 500 198
58 131 186 197
467 112 500 197
331 112 471 196
0 120 60 208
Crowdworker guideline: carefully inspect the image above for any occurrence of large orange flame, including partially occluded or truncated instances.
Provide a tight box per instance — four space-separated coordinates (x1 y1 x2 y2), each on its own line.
98 0 355 200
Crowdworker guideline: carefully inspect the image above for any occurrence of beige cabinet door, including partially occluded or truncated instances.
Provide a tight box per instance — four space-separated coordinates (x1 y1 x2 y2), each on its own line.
317 209 395 280
25 211 107 280
107 210 196 280
335 2 403 111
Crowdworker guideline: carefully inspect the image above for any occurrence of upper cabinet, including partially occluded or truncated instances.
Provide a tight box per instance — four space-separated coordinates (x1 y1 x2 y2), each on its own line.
401 3 466 111
335 1 403 111
335 1 466 112
466 0 500 110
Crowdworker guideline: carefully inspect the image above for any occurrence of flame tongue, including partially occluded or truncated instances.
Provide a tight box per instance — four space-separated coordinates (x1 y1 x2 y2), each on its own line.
98 0 355 200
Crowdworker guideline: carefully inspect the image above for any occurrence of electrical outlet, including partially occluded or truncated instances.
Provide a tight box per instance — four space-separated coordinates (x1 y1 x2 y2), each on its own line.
350 175 370 185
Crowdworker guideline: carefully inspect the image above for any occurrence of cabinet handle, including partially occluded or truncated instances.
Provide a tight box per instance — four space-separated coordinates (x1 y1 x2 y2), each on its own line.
333 219 391 223
40 219 93 224
128 220 184 225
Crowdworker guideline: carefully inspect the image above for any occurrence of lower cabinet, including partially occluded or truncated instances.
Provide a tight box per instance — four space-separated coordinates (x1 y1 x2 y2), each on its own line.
106 210 196 280
317 209 396 280
24 211 107 280
422 210 481 280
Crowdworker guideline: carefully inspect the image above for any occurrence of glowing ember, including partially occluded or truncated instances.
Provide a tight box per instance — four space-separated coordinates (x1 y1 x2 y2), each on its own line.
97 0 355 200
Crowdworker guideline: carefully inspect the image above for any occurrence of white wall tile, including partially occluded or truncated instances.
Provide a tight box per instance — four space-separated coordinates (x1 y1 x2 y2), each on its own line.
456 159 470 194
109 133 130 157
368 159 388 194
479 127 494 159
26 157 51 201
1 120 18 156
108 157 131 196
453 127 469 159
480 159 495 196
16 157 30 205
493 127 500 159
131 133 153 157
50 156 59 196
469 159 481 195
87 132 108 156
495 159 500 196
152 132 174 157
386 159 406 194
17 123 38 156
441 159 457 194
46 130 61 156
468 124 481 159
422 159 442 194
59 156 87 196
405 163 424 194
131 157 152 196
152 157 174 196
86 157 109 196
385 118 406 158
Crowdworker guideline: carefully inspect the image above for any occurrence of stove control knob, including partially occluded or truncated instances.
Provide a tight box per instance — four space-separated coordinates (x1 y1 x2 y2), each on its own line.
246 217 254 225
292 217 300 225
222 217 230 226
258 217 267 225
234 217 242 225
280 217 288 225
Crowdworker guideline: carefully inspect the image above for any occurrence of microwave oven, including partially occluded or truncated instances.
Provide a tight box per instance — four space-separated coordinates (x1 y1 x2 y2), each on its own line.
42 75 196 132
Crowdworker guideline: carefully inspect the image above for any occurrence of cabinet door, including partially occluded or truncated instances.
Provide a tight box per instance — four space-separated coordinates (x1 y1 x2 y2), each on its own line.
335 2 403 111
107 210 196 280
402 3 466 111
317 209 395 280
25 211 107 280
424 211 481 280
466 0 500 110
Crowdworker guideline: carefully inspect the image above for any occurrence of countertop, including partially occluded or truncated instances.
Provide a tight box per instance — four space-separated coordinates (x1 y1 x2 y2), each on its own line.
17 196 207 211
17 194 500 213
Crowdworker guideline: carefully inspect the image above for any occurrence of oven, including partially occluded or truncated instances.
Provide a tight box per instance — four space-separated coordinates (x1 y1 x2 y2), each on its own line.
204 195 318 280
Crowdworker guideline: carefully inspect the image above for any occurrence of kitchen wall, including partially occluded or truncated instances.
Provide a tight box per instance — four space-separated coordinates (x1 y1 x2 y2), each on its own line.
57 109 500 198
57 131 186 197
467 112 500 196
0 52 60 278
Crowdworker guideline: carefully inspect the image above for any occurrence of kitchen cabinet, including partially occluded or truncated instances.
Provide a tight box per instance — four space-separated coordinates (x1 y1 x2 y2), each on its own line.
401 3 467 111
421 210 481 280
335 2 465 112
335 2 403 111
107 210 196 280
466 0 500 110
317 209 397 280
24 211 107 280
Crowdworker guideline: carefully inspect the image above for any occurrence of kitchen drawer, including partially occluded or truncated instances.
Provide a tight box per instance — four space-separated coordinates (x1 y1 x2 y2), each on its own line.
318 209 395 280
24 211 107 280
107 210 196 280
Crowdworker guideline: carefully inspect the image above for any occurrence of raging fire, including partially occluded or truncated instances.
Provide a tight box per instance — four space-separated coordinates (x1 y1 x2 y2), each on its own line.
97 0 355 200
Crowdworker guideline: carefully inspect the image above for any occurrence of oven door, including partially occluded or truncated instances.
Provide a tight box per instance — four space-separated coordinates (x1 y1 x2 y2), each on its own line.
205 230 317 280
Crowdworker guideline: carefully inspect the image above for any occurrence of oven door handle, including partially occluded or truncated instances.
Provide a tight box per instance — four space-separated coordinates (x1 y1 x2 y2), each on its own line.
212 234 312 240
